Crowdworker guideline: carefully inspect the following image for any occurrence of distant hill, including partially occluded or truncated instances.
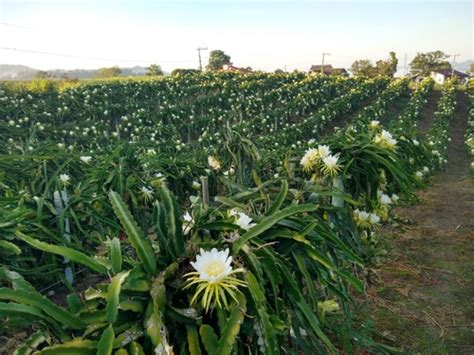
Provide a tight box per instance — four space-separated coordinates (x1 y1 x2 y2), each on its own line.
0 64 168 80
0 64 38 80
455 60 473 73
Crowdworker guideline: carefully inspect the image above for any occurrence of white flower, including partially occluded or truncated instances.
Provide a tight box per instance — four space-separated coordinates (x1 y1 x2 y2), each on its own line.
208 155 221 171
391 194 400 203
59 174 70 185
374 130 397 150
354 209 370 223
192 180 201 190
182 212 194 235
80 156 92 164
369 213 381 225
369 120 380 129
379 193 392 205
140 186 154 202
317 145 331 159
422 166 429 173
190 248 233 284
230 209 256 230
321 154 341 177
413 139 420 146
300 148 319 170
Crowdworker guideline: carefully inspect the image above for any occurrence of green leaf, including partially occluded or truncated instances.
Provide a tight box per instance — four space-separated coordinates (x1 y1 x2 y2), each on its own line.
107 237 122 274
187 325 202 355
108 191 156 275
266 179 288 215
199 325 218 354
30 339 97 355
13 330 48 355
15 231 107 274
158 186 184 257
216 295 246 355
297 301 337 354
245 272 277 355
97 325 115 355
106 271 131 324
0 240 21 255
128 341 145 355
0 288 85 330
233 204 318 253
0 302 66 340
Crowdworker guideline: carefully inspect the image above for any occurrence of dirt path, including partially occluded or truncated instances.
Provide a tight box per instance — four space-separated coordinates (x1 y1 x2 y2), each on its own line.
417 90 441 135
357 92 474 354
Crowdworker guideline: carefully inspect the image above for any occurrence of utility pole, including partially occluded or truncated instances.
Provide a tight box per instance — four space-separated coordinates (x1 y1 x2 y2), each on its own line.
450 54 460 78
321 53 330 74
196 47 208 72
403 53 408 76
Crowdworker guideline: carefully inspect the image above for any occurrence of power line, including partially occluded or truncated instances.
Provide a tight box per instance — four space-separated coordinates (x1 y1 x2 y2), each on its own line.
0 46 195 64
0 22 37 29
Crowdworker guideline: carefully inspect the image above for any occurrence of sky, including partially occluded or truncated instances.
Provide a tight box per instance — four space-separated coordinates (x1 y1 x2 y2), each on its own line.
0 0 472 72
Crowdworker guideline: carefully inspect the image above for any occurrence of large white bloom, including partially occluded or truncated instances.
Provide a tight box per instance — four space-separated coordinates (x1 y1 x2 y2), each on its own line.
59 174 70 185
230 209 256 230
374 130 397 150
191 248 234 284
300 148 319 170
321 154 341 177
369 120 380 129
80 156 92 164
369 213 381 225
379 193 392 205
317 145 331 159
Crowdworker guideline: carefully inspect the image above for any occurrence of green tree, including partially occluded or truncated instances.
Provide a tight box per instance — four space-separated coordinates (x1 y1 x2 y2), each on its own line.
96 66 122 78
409 51 451 77
146 64 164 76
206 50 232 71
376 51 398 77
350 59 376 78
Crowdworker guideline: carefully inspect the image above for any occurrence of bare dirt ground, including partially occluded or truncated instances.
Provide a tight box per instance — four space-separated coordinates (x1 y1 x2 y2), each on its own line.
357 92 474 353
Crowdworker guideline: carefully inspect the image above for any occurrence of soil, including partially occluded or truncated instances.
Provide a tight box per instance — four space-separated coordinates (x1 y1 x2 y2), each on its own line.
356 91 474 354
416 90 441 135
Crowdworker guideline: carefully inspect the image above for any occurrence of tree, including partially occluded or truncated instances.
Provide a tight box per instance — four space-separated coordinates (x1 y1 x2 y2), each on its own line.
147 64 164 76
206 50 232 71
409 51 451 77
376 51 398 77
96 66 122 78
350 59 376 78
274 69 285 74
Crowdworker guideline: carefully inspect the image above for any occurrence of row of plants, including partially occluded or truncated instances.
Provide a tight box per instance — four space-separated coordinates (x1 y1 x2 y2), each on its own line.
466 78 474 175
0 75 456 354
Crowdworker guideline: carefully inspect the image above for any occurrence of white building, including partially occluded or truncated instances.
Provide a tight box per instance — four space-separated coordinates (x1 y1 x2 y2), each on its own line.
430 69 469 84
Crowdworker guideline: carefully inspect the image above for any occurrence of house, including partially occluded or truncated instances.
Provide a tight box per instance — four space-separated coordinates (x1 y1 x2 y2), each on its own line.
222 64 252 73
430 69 469 85
309 64 349 76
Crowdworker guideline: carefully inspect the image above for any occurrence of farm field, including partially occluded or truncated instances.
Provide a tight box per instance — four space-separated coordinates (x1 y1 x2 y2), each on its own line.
0 72 473 354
